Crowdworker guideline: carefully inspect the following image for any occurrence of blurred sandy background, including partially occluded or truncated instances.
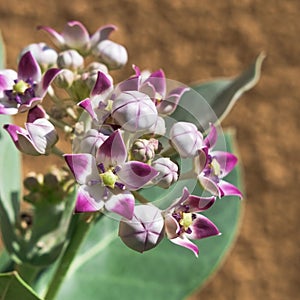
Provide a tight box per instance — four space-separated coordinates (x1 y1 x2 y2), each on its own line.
0 1 299 299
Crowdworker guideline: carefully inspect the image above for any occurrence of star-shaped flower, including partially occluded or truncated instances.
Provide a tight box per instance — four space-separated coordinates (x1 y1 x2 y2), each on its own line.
163 187 219 257
0 51 60 115
64 130 159 219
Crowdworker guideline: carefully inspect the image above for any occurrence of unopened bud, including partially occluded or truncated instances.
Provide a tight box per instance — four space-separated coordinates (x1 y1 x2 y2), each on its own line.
131 139 158 162
169 122 203 158
93 40 128 70
54 69 75 88
23 174 41 191
43 173 59 189
112 91 158 132
19 43 58 69
152 157 179 188
57 50 84 70
119 205 164 253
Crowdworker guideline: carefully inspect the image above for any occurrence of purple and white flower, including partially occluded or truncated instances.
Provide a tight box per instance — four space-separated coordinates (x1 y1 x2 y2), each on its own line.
38 20 117 55
0 51 60 115
163 187 219 257
115 65 189 116
64 130 159 219
195 124 243 198
4 106 58 156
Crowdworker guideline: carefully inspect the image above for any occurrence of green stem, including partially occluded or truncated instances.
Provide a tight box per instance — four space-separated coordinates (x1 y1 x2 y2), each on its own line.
44 213 96 300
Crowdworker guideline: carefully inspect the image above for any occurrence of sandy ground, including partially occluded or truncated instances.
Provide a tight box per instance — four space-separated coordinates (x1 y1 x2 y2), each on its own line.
0 1 299 299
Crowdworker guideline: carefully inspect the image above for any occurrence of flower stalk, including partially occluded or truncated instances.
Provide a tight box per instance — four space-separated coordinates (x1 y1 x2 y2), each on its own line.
44 213 97 300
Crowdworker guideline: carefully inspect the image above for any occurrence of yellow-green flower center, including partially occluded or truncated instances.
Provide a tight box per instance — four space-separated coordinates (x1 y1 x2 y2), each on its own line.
99 169 118 189
13 80 30 94
211 158 221 176
179 212 193 231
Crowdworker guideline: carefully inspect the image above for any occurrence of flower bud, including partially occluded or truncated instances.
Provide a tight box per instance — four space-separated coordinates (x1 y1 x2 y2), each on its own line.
118 205 165 253
169 122 203 158
152 157 179 188
112 91 158 132
93 40 128 69
54 69 75 88
19 43 58 69
57 49 84 70
23 173 41 191
131 138 158 162
74 129 108 156
43 173 59 189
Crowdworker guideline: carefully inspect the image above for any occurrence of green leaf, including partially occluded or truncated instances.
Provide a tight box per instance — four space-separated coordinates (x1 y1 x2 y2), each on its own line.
0 31 5 69
52 130 243 300
0 250 14 273
0 272 41 300
171 53 265 131
16 189 77 266
0 115 22 262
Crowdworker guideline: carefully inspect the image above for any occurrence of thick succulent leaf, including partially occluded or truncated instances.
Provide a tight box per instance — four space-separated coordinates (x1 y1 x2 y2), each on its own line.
50 130 243 300
171 53 265 131
0 115 22 261
0 250 14 273
0 272 41 300
0 31 5 69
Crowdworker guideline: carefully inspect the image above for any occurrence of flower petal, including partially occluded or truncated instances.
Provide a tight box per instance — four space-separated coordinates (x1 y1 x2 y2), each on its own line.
78 98 97 120
218 180 243 199
18 97 42 113
90 71 112 97
164 214 180 239
4 124 39 155
188 214 220 240
26 118 58 154
187 195 216 212
36 68 61 97
90 24 117 47
194 147 209 174
212 151 238 177
198 174 221 197
96 130 127 167
18 52 41 83
62 21 90 51
64 153 99 185
144 69 166 97
117 161 159 190
37 25 65 48
169 235 199 257
75 185 105 213
157 86 189 116
105 191 134 219
26 106 46 123
204 123 218 149
0 71 16 91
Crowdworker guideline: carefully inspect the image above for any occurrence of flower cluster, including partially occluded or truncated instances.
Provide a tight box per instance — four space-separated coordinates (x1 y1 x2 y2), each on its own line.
0 21 242 256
